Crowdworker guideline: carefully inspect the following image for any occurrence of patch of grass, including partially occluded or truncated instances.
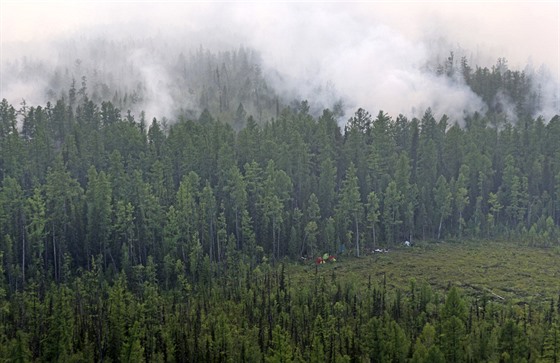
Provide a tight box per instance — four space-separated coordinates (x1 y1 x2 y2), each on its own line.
285 241 560 304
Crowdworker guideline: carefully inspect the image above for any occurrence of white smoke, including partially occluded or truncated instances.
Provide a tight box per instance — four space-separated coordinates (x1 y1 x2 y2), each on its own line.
222 3 488 122
528 65 560 121
1 2 557 124
127 47 175 122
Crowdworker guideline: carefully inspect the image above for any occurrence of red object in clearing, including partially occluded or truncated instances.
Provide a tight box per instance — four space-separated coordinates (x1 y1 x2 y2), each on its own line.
315 257 324 265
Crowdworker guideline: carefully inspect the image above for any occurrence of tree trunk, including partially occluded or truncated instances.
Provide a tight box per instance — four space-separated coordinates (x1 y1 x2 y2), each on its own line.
209 217 214 262
300 234 307 259
21 217 26 288
235 209 240 249
272 217 276 260
53 232 57 282
458 211 463 238
217 233 221 264
355 213 360 257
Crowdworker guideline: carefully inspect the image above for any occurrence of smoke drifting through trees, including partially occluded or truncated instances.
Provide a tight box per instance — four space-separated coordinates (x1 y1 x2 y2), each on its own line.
1 3 558 124
1 38 278 124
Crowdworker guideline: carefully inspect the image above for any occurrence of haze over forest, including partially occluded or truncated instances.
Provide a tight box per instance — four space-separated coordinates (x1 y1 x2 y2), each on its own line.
1 2 559 124
3 2 560 362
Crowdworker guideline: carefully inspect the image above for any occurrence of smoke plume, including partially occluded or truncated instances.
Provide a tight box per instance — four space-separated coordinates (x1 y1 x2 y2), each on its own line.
1 3 558 124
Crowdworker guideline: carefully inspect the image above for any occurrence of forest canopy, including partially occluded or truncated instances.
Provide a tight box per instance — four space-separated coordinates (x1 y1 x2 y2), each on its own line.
0 50 559 361
1 52 560 283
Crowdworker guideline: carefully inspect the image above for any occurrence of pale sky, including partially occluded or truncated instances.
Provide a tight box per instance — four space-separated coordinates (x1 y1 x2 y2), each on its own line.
1 1 558 75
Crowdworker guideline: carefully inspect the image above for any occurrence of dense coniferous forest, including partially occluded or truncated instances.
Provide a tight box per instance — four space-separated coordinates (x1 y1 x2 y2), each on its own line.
1 53 560 361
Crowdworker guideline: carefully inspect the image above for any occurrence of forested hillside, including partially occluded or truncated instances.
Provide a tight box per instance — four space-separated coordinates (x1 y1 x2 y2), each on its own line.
0 54 560 360
439 53 555 121
2 89 559 275
4 44 290 126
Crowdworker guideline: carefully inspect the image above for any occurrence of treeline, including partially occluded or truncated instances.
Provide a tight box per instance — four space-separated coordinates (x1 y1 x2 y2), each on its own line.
439 53 551 119
3 258 560 362
7 43 281 125
1 92 560 287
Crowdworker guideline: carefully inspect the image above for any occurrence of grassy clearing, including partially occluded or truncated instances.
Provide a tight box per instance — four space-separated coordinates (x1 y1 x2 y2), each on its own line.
285 241 560 303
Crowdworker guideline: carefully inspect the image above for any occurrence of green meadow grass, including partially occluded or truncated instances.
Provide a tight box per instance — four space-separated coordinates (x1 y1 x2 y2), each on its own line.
285 241 560 304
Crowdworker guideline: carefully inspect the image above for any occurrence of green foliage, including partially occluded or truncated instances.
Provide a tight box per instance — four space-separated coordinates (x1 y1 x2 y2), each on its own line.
0 62 559 360
336 163 362 256
382 180 402 245
366 191 380 248
0 238 558 361
434 175 452 240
